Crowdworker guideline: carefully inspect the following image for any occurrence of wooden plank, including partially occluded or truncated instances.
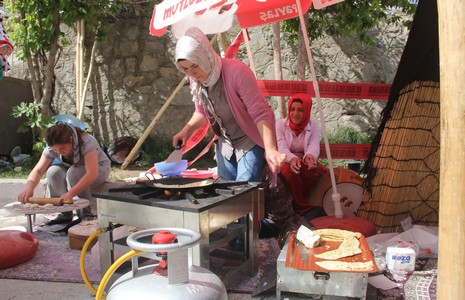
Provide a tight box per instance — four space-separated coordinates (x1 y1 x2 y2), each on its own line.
438 0 465 298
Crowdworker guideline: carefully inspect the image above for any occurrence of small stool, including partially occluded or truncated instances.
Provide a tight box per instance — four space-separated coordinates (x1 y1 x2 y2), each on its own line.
68 219 99 250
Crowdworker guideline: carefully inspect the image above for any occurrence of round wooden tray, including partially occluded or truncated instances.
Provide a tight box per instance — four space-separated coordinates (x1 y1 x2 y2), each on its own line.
4 198 89 215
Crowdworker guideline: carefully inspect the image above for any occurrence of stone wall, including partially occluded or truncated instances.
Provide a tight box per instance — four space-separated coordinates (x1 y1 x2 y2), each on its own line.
5 11 408 147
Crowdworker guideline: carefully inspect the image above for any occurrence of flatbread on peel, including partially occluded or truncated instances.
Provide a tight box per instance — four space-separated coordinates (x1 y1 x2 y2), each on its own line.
312 228 361 241
314 246 362 260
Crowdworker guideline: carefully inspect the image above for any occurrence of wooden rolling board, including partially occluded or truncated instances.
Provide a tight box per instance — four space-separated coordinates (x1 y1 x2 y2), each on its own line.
4 198 89 215
285 232 378 273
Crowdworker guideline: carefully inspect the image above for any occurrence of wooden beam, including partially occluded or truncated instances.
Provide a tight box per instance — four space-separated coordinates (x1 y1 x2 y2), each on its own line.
438 0 465 299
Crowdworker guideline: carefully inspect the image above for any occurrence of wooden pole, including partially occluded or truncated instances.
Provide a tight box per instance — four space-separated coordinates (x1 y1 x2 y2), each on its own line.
78 39 97 120
121 76 188 170
242 29 256 78
121 35 219 169
437 1 465 299
272 22 286 119
75 20 83 116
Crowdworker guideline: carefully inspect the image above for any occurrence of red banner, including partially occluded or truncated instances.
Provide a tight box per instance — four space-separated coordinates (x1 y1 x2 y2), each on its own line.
235 0 313 29
319 144 371 159
257 80 391 100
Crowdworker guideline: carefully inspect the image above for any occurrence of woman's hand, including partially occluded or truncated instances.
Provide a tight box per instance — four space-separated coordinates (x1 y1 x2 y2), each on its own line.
17 189 34 203
266 149 286 174
290 157 303 174
172 129 188 148
303 154 317 170
60 191 75 202
16 156 53 203
173 112 206 147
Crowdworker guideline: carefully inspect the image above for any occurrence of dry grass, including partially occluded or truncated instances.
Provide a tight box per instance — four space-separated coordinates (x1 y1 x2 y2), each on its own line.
108 166 147 181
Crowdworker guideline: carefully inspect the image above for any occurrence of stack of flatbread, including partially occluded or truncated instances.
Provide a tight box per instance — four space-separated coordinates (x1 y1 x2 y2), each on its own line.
312 228 374 272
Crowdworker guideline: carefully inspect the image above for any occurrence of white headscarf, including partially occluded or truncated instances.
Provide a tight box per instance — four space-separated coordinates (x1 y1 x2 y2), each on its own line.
175 27 222 98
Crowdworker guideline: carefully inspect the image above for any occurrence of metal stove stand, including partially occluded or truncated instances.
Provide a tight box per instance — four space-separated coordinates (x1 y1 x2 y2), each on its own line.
92 181 264 288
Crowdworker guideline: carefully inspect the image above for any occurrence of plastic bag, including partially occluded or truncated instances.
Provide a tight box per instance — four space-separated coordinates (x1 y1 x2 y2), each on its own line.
386 225 438 258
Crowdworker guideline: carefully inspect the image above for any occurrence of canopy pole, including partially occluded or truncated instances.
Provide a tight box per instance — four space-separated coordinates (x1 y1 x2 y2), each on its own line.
296 0 342 218
242 29 257 78
121 76 188 169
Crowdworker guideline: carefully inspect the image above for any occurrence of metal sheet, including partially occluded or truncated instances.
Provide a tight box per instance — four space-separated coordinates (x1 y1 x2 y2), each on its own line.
276 242 369 299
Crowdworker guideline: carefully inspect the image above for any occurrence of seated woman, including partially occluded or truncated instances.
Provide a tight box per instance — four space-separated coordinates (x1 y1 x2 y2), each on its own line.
17 123 111 223
276 93 327 220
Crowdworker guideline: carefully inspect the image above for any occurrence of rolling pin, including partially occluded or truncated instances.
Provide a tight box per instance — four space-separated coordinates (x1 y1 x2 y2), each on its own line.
28 197 73 206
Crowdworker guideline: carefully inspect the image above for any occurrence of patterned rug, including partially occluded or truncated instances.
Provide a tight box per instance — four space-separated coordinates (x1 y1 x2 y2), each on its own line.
367 258 438 300
0 231 101 283
402 259 437 300
211 237 281 293
0 230 281 294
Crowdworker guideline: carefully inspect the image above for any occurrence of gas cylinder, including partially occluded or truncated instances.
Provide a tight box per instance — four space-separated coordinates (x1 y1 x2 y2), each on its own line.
106 228 227 300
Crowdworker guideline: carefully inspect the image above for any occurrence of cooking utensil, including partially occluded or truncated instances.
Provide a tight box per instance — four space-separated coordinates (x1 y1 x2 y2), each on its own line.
297 241 309 263
165 140 183 163
154 160 188 176
144 177 218 190
185 192 199 204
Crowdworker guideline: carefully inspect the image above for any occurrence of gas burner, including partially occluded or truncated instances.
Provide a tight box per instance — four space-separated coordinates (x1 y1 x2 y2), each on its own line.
107 180 259 205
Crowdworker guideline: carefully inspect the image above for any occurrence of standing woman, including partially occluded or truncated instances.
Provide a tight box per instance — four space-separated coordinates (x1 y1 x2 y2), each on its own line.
17 123 111 223
173 27 285 181
276 94 327 219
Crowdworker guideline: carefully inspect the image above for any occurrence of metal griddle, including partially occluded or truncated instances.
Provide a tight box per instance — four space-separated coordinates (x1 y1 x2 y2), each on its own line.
108 177 252 202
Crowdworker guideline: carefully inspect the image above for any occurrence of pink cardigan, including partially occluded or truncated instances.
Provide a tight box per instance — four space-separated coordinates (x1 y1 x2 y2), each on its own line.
194 58 275 148
276 118 321 163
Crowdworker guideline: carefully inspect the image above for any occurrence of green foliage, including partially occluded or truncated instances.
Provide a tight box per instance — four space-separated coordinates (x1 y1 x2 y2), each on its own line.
6 0 124 59
11 102 55 156
326 127 373 144
317 127 372 168
4 0 130 118
0 158 35 179
282 0 417 45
